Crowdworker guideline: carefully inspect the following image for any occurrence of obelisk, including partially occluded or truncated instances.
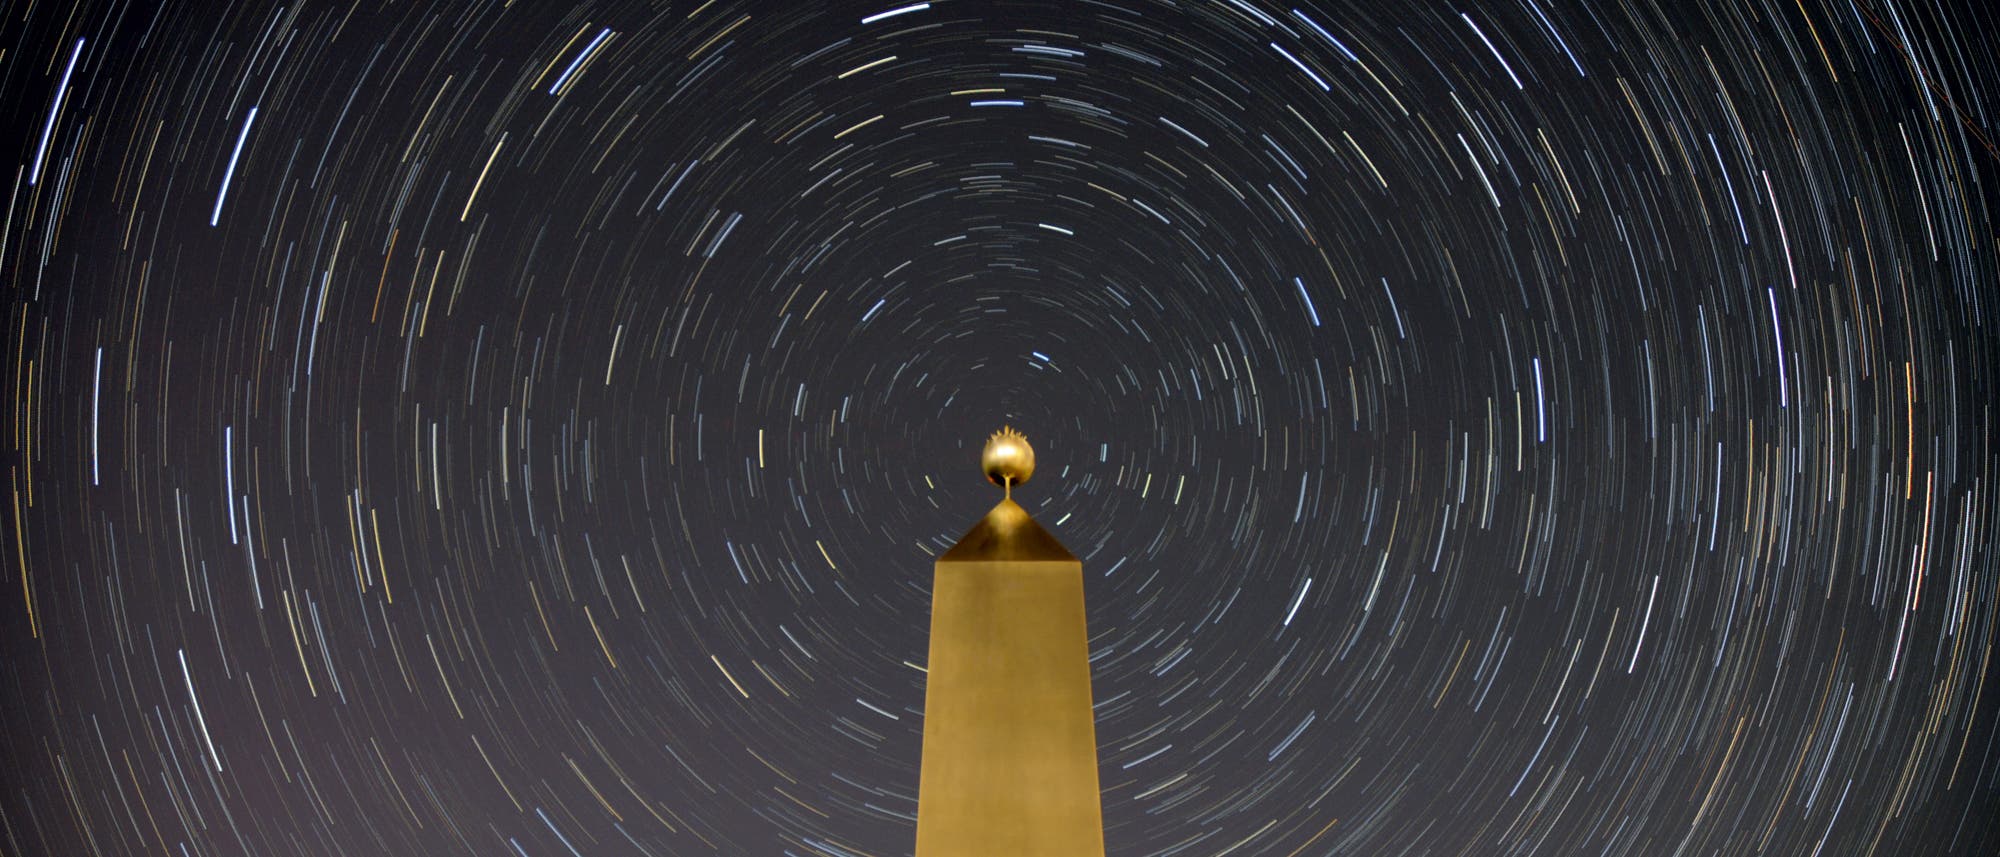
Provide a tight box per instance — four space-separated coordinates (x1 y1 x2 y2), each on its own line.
915 427 1104 855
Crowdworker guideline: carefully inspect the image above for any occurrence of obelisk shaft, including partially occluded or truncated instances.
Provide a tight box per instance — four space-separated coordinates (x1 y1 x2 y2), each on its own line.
916 499 1104 856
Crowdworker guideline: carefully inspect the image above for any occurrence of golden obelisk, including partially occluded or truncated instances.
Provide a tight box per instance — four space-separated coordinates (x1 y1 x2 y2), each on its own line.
915 427 1104 855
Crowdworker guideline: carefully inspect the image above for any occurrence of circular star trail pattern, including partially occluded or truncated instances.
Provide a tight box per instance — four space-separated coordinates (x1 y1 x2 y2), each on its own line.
5 0 1999 854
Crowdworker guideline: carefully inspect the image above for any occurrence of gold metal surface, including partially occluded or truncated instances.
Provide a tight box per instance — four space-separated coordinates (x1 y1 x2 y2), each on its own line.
937 497 1073 563
915 429 1104 856
981 425 1035 495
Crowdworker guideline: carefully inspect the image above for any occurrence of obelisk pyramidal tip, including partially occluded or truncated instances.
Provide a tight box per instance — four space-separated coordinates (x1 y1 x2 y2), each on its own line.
916 428 1105 856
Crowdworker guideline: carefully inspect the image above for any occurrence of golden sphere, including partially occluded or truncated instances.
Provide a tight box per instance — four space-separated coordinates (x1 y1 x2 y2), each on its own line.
982 426 1035 488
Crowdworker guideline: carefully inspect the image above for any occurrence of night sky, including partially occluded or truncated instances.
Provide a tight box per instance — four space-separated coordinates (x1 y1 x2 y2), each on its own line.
4 0 1999 854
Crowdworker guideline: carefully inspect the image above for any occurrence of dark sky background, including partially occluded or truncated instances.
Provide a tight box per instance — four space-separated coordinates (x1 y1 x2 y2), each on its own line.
4 0 1999 854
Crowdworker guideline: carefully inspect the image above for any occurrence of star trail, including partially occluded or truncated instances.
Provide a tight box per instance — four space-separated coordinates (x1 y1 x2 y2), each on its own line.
4 0 1999 854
